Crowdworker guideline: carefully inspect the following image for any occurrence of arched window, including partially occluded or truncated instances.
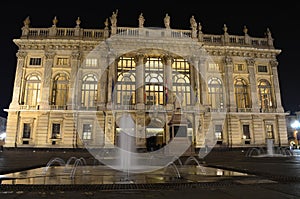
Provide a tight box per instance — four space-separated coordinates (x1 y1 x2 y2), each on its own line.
51 73 69 106
208 77 224 109
81 74 98 107
258 79 273 109
234 78 250 108
145 58 164 105
23 74 41 106
116 57 136 105
172 59 191 106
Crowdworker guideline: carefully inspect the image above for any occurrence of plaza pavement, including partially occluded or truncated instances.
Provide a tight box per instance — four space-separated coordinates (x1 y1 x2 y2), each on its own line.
1 147 300 198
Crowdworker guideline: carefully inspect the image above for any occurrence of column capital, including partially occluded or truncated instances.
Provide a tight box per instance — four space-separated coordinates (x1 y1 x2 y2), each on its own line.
44 51 55 59
161 54 174 65
224 56 233 65
246 58 255 66
134 53 147 64
16 51 27 59
269 59 278 68
71 51 81 60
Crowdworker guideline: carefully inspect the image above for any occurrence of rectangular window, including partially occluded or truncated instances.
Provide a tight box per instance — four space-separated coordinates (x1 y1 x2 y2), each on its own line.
56 58 69 65
23 123 31 138
258 65 268 73
29 58 42 66
266 124 274 139
215 124 223 140
242 124 251 139
85 58 98 67
234 64 245 72
208 63 220 71
52 123 61 139
83 124 92 140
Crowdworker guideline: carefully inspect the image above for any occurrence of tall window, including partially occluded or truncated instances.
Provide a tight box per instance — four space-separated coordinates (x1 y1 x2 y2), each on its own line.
258 79 273 109
83 124 92 140
51 73 69 106
172 59 191 106
266 124 274 139
215 125 223 140
51 123 60 139
116 57 136 105
243 124 251 139
145 58 164 105
81 74 98 107
23 74 41 106
23 123 31 138
234 78 250 108
208 77 224 109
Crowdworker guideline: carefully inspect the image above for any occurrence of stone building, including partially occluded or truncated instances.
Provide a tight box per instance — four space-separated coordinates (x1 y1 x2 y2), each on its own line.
4 12 288 150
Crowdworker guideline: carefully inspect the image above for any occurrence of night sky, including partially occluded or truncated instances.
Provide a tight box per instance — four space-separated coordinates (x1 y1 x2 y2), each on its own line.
0 1 299 117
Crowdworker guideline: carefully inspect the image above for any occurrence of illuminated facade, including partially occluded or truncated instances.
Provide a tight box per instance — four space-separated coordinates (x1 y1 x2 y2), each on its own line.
4 13 288 149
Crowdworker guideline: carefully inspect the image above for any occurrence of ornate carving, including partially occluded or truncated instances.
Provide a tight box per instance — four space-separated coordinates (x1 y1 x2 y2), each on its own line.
269 59 278 68
224 56 232 65
71 52 81 60
76 17 81 28
134 53 145 64
243 25 248 35
223 24 228 34
161 54 174 65
246 58 255 66
16 51 27 59
52 16 58 27
190 15 197 30
45 51 55 59
23 16 30 28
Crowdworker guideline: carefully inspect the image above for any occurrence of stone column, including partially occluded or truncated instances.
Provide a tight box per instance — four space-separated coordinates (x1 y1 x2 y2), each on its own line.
162 55 174 110
246 58 259 112
224 56 235 112
98 67 108 110
9 51 27 109
136 113 146 149
67 52 81 110
270 60 284 112
134 54 146 110
190 57 201 105
106 55 116 109
40 51 55 110
199 57 207 106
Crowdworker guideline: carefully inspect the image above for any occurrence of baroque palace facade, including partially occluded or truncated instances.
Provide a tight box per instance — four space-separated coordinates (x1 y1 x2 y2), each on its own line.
4 12 288 150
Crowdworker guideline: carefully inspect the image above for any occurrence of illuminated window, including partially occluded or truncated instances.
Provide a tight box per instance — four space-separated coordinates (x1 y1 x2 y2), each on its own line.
234 64 246 72
234 78 250 108
258 79 273 109
57 57 69 65
266 124 274 139
85 58 98 67
145 58 164 105
29 57 42 66
208 63 220 71
215 125 223 140
81 74 98 107
51 73 69 106
172 59 191 106
23 74 41 106
116 57 136 105
208 77 224 109
83 124 92 140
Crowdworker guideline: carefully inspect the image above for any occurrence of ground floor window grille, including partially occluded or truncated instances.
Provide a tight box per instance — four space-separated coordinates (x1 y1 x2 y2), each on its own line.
83 124 92 140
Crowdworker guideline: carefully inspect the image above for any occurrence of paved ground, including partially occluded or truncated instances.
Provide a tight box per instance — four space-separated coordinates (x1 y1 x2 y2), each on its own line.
1 147 300 198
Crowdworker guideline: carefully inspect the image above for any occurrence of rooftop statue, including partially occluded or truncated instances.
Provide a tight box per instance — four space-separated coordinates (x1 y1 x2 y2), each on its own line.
164 13 170 29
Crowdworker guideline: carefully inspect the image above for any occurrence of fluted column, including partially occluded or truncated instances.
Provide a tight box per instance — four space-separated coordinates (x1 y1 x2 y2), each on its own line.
135 54 146 110
67 52 81 110
98 68 108 110
190 56 201 105
199 57 207 106
246 58 259 112
224 56 235 112
9 51 27 109
162 55 174 110
106 54 116 109
39 51 54 110
270 60 284 112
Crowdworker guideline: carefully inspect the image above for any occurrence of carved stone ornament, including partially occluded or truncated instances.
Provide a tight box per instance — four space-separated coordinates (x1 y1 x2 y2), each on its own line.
45 51 55 59
16 51 27 59
269 59 278 68
246 58 255 66
76 17 81 28
23 16 30 27
52 16 58 26
72 52 81 60
224 56 232 65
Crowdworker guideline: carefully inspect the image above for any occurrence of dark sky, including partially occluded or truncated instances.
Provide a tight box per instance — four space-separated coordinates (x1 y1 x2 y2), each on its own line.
0 1 299 117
